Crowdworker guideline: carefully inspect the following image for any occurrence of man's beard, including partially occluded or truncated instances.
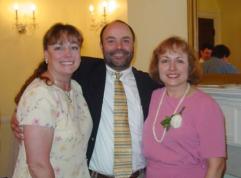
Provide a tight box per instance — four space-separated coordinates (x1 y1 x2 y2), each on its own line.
104 49 134 71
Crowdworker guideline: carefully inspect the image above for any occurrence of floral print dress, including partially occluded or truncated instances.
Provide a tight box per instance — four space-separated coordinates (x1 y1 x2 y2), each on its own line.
12 78 92 178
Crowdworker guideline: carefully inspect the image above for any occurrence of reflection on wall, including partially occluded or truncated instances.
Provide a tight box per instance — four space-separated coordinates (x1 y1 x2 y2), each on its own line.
197 0 241 71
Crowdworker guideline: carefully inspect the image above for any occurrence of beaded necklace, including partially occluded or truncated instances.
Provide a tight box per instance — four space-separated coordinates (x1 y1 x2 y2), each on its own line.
54 80 72 103
152 83 190 143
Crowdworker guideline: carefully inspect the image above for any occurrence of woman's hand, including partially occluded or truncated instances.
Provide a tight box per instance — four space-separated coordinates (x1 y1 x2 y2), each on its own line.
11 110 24 140
205 157 225 178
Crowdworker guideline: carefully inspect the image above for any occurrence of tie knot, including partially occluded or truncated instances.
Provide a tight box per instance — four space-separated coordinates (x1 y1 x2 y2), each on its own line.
115 72 121 80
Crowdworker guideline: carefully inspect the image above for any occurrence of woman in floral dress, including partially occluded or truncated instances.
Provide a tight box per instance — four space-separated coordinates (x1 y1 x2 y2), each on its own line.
12 23 92 178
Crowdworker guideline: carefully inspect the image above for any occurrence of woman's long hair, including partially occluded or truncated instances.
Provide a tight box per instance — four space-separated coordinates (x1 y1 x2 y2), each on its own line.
14 61 48 104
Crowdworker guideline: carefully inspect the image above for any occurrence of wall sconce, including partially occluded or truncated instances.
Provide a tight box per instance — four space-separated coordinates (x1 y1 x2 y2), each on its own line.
88 0 117 30
13 3 37 34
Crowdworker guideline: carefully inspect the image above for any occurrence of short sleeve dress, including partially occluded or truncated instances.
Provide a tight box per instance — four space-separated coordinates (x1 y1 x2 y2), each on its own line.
12 78 92 178
143 88 226 178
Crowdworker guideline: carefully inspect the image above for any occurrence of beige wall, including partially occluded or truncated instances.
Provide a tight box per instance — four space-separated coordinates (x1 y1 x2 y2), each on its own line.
0 0 187 177
198 0 219 12
128 0 188 71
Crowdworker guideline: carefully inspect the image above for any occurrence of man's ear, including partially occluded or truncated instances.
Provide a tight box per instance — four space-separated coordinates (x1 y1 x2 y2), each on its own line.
100 42 103 51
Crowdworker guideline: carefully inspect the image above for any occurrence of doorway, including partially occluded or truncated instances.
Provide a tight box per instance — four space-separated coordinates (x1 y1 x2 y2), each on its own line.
198 17 215 51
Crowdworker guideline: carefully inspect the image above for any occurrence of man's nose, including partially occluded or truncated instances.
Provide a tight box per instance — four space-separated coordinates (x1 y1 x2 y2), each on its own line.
116 42 123 49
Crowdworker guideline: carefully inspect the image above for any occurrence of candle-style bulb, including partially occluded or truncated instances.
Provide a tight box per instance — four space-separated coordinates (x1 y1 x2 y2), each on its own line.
102 1 108 8
13 3 19 11
89 4 94 13
13 3 19 22
30 4 36 12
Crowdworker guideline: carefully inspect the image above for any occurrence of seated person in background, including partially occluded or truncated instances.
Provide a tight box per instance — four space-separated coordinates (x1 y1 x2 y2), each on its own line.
199 43 213 63
203 44 240 74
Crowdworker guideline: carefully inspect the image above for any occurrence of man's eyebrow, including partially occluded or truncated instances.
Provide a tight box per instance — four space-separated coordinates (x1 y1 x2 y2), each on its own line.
103 36 132 41
105 36 115 40
122 36 131 39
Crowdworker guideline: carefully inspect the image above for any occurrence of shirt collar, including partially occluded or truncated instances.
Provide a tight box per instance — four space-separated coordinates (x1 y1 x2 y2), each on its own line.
106 65 133 80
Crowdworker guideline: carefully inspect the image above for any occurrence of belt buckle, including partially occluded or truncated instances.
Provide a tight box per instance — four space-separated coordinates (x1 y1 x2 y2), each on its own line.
90 170 114 178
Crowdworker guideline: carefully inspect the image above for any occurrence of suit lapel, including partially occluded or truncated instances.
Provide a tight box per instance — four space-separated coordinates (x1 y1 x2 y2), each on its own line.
88 63 106 124
132 68 147 118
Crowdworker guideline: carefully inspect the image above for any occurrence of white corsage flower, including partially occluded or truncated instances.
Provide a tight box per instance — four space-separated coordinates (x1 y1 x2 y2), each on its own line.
161 106 185 131
170 114 182 128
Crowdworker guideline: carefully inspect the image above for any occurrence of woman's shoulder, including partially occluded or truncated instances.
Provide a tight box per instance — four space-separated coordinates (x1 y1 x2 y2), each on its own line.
17 79 54 112
191 88 220 108
21 78 54 100
24 78 48 92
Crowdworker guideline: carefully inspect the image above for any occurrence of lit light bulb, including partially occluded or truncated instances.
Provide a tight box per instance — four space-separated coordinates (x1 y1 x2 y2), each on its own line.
101 1 108 8
30 4 36 12
13 3 19 21
108 1 117 13
30 4 36 20
13 3 19 11
89 4 94 13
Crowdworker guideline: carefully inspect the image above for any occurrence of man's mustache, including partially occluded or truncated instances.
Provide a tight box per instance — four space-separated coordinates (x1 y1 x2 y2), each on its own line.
109 49 130 56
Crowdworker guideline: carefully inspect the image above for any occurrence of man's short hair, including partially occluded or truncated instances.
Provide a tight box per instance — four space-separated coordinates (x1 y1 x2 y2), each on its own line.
212 44 230 58
200 43 214 51
99 20 136 44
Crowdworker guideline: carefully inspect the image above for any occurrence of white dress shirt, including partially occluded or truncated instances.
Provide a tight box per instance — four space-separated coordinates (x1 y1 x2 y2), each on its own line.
89 65 146 175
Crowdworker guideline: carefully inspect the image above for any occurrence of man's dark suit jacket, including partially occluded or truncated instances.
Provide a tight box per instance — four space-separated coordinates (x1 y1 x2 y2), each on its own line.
72 56 160 164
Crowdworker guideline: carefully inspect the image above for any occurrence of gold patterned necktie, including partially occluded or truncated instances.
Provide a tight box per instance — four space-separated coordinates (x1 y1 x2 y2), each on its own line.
113 72 132 178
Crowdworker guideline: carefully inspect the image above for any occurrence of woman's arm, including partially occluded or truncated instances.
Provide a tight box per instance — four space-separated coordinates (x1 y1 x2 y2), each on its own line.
205 157 225 178
24 125 55 178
